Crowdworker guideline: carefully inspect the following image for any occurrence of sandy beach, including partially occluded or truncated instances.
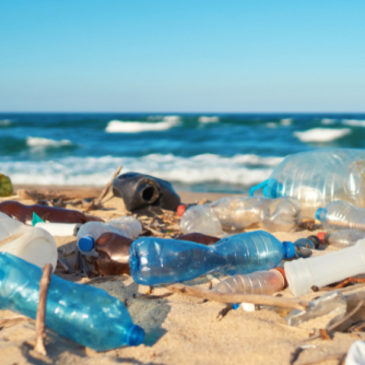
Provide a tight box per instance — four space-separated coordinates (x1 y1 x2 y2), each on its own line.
0 185 364 365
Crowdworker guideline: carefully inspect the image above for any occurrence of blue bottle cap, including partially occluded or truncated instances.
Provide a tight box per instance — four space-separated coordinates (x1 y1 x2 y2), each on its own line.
126 324 145 346
315 207 327 221
77 235 95 252
282 241 295 259
232 303 240 310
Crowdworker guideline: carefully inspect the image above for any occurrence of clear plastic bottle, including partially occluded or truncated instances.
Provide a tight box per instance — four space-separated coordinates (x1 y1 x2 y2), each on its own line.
316 200 365 231
317 229 365 248
0 252 144 351
284 238 365 296
77 217 142 253
212 268 286 295
129 230 295 285
250 148 365 216
179 204 225 237
0 212 57 269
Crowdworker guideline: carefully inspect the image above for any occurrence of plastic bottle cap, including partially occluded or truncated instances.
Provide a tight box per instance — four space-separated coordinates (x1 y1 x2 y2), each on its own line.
126 324 145 346
283 241 295 259
315 207 327 221
176 204 187 217
316 232 326 244
77 235 95 252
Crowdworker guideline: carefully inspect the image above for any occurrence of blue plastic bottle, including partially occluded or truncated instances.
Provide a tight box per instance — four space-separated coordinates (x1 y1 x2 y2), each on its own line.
129 230 295 285
0 252 144 351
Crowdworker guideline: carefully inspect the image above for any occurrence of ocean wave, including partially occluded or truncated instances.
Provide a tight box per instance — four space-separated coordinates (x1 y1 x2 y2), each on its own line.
26 137 73 148
294 128 351 142
342 119 365 127
0 153 281 188
105 116 180 133
321 118 336 125
198 116 219 123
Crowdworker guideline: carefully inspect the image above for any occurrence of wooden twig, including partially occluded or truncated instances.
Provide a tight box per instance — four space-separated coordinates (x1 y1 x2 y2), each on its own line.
166 283 308 311
84 165 122 211
34 264 52 356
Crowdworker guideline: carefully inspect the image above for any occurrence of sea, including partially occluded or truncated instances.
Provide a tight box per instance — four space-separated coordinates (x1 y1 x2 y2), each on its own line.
0 112 364 194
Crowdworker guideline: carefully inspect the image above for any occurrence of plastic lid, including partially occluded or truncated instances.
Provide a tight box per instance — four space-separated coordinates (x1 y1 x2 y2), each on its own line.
315 207 327 221
316 231 326 244
77 235 95 252
126 324 145 346
282 241 295 259
176 204 187 217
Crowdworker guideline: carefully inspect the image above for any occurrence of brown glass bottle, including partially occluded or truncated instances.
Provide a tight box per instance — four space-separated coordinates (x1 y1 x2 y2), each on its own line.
0 201 102 223
176 232 220 245
93 232 133 276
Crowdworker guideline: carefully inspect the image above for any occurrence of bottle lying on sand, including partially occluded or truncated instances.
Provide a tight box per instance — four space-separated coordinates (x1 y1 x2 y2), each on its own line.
180 197 301 235
0 200 102 223
316 229 365 248
0 212 57 269
112 172 181 212
212 268 286 295
250 148 365 217
316 200 365 231
129 230 295 286
77 216 142 253
284 238 365 296
0 252 144 351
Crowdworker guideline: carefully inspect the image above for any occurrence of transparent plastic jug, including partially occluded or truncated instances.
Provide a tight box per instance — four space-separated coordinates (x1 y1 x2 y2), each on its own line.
250 148 365 216
0 212 57 269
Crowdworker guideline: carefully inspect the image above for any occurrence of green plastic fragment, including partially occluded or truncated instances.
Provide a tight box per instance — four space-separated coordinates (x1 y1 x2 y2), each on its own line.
32 212 45 226
0 174 13 197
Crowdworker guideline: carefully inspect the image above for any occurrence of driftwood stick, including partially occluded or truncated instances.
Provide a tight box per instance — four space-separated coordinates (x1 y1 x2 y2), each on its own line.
166 283 308 311
34 264 52 356
84 165 122 211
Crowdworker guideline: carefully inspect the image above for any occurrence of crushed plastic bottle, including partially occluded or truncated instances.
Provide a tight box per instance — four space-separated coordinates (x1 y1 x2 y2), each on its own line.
0 252 144 351
212 268 286 295
316 200 365 231
317 229 365 248
129 230 295 285
284 238 365 296
250 148 365 217
77 217 142 253
0 212 57 269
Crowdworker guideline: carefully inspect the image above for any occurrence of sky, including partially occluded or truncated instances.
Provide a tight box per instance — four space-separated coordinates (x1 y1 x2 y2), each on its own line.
0 0 364 112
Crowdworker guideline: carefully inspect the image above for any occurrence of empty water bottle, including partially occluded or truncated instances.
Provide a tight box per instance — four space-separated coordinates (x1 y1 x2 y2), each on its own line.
129 230 295 285
0 252 144 351
316 200 365 231
0 212 57 269
250 148 365 216
316 229 365 248
212 268 286 295
77 217 142 253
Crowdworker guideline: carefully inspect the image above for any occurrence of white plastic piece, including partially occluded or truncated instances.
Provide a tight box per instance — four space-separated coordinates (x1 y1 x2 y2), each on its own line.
284 238 365 296
0 212 58 270
345 340 365 365
35 222 79 236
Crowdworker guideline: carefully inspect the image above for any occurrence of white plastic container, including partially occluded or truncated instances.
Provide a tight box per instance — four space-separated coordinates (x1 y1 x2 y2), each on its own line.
284 239 365 296
0 212 58 270
34 222 80 236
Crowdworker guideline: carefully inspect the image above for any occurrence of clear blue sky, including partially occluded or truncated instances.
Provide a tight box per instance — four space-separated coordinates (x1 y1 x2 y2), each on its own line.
0 0 364 112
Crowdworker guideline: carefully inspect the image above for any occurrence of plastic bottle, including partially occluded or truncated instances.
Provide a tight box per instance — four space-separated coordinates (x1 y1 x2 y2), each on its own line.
284 238 365 296
0 252 144 351
77 217 142 253
317 229 365 248
129 230 295 285
0 200 102 223
212 268 286 295
78 232 133 276
0 212 57 269
250 148 365 216
179 204 225 237
316 200 365 231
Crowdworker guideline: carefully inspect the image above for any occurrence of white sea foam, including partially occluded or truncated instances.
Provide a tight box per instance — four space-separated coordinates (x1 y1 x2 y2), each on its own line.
321 118 336 125
26 137 72 148
198 116 219 123
294 128 351 142
280 118 292 126
105 116 180 133
342 119 365 127
0 153 282 188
